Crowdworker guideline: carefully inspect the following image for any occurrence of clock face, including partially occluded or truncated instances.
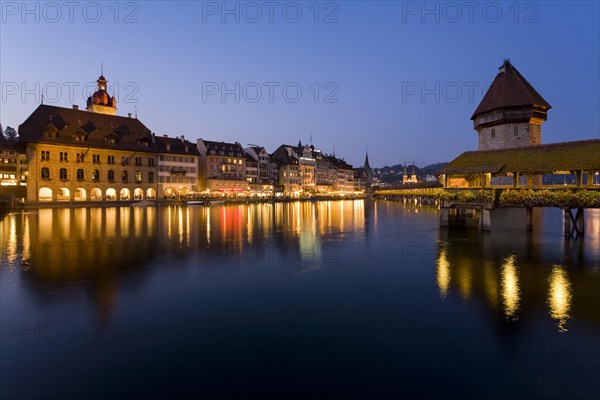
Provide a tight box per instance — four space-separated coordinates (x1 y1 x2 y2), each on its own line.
100 85 106 90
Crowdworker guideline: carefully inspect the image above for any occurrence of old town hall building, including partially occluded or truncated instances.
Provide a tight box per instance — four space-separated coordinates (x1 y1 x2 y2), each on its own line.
18 73 198 202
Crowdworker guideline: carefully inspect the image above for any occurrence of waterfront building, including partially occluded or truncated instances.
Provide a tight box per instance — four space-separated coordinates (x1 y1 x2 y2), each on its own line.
326 154 355 193
18 74 160 202
245 146 275 196
196 139 247 194
271 145 302 196
155 135 200 198
0 138 26 197
314 149 336 193
297 142 316 192
472 59 551 151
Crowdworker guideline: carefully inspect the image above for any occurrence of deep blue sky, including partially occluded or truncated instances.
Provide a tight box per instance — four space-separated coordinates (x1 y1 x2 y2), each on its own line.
1 1 599 167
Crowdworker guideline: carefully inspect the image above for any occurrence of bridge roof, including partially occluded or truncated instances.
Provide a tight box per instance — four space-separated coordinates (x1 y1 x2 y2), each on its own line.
443 139 600 175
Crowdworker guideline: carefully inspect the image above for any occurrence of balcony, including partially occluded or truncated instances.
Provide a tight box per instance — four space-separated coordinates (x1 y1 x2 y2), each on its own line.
170 168 186 175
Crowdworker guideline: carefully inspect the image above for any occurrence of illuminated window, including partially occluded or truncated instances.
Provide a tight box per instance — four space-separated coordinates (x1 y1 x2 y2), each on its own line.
92 169 100 181
135 171 142 183
122 170 129 183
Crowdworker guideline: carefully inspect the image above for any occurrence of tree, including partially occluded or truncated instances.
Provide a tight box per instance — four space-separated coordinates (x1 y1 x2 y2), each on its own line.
4 126 17 141
0 124 3 139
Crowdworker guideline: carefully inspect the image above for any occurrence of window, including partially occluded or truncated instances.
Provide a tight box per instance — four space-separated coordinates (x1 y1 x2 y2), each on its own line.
121 156 129 165
108 170 115 182
41 167 50 180
108 155 115 164
135 157 142 166
77 169 84 181
148 158 155 167
92 169 100 181
41 150 50 160
491 129 496 139
93 154 100 163
76 153 85 163
122 170 128 183
59 168 68 180
43 131 55 138
148 172 154 183
60 152 68 162
514 126 518 136
135 171 142 183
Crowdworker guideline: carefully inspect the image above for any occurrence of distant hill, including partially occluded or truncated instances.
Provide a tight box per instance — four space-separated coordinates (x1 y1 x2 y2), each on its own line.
373 162 448 185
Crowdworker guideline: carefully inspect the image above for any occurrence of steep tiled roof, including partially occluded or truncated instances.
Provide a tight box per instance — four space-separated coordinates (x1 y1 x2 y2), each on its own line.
18 104 157 152
326 155 354 170
154 136 200 156
201 139 244 154
443 140 600 174
471 60 551 119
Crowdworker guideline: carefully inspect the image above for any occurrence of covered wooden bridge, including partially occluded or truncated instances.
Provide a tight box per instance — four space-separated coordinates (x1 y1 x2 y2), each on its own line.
437 139 600 236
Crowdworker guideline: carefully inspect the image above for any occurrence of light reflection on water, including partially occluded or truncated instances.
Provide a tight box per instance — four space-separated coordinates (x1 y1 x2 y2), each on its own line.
500 255 520 320
0 202 599 398
548 265 572 332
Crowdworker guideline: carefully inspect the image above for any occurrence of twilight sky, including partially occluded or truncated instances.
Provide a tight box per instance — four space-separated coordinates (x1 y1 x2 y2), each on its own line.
1 1 599 167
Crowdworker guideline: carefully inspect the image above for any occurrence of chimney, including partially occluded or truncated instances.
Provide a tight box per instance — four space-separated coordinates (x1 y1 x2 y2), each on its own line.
180 135 185 142
163 134 168 138
72 105 79 110
128 113 131 118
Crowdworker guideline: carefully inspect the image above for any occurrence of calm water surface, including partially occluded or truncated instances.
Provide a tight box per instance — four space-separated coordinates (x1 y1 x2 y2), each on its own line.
1 200 599 398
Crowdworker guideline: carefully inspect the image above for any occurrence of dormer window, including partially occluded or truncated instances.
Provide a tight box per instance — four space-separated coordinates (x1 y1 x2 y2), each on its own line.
73 130 87 142
166 144 171 151
43 131 56 138
105 133 118 144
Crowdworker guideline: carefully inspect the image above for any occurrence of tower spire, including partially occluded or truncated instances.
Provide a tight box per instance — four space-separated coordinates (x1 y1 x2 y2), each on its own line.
364 145 371 170
101 62 104 76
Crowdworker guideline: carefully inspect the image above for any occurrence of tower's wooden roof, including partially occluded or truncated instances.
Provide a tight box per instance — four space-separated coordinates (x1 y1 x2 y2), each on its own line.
471 60 551 119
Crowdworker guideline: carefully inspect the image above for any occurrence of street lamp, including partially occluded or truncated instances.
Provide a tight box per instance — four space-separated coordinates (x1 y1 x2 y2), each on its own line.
595 171 599 186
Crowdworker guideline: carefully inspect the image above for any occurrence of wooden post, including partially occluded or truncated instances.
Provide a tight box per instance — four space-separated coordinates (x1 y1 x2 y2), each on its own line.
513 172 519 188
576 208 585 236
485 173 491 188
586 171 593 188
527 174 532 187
440 207 449 226
576 171 582 187
526 206 533 231
480 209 491 231
563 208 572 238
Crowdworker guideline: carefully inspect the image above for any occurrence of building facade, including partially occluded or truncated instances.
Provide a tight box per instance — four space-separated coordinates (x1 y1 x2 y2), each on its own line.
155 135 200 198
245 146 274 196
271 145 301 195
197 139 247 193
0 138 27 198
18 74 161 202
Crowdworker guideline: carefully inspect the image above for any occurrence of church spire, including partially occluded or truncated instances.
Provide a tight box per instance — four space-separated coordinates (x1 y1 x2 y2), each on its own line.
364 146 371 170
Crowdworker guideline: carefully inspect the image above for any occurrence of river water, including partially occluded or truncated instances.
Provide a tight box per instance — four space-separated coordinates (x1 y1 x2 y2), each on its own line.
1 200 599 398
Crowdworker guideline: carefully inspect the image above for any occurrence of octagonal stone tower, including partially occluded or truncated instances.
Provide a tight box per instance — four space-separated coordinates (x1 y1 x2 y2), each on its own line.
472 60 551 150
